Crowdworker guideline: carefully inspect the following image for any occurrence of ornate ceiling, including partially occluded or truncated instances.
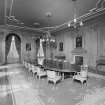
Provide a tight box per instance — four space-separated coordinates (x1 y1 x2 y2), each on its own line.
0 0 99 29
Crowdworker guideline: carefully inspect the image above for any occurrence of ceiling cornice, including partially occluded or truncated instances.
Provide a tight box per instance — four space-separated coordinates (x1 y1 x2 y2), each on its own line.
0 24 45 34
1 8 105 35
50 7 105 33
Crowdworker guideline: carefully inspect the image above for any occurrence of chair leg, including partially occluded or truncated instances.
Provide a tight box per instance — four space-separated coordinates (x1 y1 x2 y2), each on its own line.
81 81 84 88
81 80 87 88
47 80 49 85
36 75 38 79
39 76 41 80
85 80 87 86
34 74 37 79
62 73 64 80
54 81 56 87
32 73 34 77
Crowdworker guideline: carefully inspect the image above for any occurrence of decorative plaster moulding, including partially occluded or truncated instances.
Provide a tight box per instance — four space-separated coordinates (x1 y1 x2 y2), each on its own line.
50 8 105 33
1 8 105 35
0 24 45 34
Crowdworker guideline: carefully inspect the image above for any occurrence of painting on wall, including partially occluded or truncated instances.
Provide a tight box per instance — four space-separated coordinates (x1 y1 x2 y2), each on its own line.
26 43 31 51
76 36 82 48
59 42 63 51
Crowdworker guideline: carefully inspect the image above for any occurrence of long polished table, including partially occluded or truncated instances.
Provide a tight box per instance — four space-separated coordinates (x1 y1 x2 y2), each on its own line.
23 59 80 80
44 67 77 80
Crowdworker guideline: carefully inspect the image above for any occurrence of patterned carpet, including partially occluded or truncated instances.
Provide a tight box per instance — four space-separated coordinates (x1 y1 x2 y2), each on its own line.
76 87 105 105
7 64 45 105
0 68 13 105
0 63 105 105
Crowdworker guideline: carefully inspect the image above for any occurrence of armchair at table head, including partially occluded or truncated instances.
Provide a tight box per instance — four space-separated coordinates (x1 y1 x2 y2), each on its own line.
73 64 88 87
81 64 88 70
80 64 88 75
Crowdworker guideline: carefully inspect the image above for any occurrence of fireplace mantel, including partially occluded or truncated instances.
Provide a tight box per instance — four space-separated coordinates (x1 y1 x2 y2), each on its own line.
71 48 87 65
71 48 87 55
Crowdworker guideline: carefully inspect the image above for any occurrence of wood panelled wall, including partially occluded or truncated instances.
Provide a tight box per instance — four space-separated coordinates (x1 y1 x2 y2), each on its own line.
52 14 105 70
0 13 105 72
0 29 38 64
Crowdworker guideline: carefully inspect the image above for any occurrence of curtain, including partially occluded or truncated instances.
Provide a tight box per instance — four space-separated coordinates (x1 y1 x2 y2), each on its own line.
36 39 40 58
35 39 40 65
42 41 46 58
5 35 12 62
15 35 21 62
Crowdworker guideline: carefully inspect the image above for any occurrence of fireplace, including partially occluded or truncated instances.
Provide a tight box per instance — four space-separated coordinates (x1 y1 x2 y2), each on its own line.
74 55 83 65
71 48 87 65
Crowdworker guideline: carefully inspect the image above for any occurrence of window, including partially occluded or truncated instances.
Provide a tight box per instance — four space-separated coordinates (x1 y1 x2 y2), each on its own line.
59 42 63 51
26 43 31 51
76 36 82 48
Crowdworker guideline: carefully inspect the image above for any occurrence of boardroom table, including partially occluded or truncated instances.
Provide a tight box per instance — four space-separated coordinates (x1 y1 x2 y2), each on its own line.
23 59 80 80
43 66 78 80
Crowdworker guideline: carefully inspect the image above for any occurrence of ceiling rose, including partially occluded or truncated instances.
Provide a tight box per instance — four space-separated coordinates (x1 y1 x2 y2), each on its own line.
33 22 40 26
45 12 52 18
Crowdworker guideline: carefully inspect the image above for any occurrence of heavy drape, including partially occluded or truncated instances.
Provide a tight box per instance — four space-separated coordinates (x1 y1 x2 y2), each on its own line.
36 39 40 58
15 36 21 61
37 39 45 65
42 41 46 58
5 35 12 62
5 33 21 63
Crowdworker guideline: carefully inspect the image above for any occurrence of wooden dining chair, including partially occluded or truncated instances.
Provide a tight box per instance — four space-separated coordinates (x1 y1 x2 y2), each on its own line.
47 70 62 86
36 66 47 79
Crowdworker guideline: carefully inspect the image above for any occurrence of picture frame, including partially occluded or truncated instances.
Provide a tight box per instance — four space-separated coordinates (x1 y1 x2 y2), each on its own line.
76 36 82 48
26 43 31 51
59 42 63 51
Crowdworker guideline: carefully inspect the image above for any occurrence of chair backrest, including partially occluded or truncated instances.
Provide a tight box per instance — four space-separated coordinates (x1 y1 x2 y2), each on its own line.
81 64 88 71
80 65 88 78
63 61 70 69
80 70 88 78
36 67 41 73
47 70 56 78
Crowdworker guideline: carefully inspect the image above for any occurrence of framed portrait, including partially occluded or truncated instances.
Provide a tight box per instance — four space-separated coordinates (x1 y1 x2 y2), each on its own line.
76 36 82 48
59 42 63 51
26 43 31 51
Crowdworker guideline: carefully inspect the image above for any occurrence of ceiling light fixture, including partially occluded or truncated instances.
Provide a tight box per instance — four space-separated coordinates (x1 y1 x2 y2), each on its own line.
41 12 55 43
6 0 16 20
6 0 24 25
68 0 83 28
33 22 40 28
45 12 52 27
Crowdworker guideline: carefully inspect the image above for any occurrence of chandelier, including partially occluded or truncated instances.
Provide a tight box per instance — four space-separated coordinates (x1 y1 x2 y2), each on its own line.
42 31 55 43
68 0 83 29
6 0 24 25
41 12 56 45
41 31 57 51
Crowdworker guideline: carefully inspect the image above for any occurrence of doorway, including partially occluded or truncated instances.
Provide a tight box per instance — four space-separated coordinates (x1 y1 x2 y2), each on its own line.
5 33 21 63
